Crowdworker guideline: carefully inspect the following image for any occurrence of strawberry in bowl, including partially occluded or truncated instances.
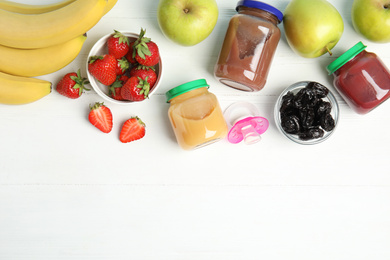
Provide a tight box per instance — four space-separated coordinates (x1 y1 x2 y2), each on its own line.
86 28 162 105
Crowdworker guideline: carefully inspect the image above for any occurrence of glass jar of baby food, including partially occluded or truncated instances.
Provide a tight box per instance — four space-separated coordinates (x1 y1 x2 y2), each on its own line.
327 42 390 115
166 79 228 150
214 0 283 92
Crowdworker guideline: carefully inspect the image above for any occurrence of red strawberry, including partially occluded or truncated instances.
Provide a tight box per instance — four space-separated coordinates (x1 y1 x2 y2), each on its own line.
125 41 137 64
107 30 130 59
119 116 146 143
108 80 124 101
88 102 113 133
133 28 160 67
56 69 90 99
88 55 117 86
119 75 129 82
108 75 128 101
121 76 150 101
116 57 130 75
129 66 157 87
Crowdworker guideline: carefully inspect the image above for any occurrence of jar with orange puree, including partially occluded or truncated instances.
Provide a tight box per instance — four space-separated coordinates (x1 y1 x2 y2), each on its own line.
166 79 228 150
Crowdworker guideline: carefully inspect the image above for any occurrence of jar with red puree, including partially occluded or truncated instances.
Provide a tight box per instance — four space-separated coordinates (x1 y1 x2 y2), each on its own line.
214 0 283 92
327 42 390 115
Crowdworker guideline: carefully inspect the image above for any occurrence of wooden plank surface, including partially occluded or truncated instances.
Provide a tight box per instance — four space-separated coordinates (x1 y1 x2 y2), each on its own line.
1 0 389 259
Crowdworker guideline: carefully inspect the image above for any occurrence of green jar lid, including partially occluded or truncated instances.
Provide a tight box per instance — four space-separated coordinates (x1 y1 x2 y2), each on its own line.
166 79 209 102
326 42 367 75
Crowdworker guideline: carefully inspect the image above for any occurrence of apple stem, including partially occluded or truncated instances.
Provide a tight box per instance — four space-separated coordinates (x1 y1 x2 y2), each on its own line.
326 46 333 56
385 4 389 9
183 8 189 14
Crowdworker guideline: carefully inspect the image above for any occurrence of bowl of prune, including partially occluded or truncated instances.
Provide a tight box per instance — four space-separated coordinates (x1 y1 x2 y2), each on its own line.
274 81 339 145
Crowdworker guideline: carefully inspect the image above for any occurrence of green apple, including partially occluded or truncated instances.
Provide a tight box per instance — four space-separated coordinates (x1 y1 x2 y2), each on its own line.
157 0 218 46
283 0 344 58
352 0 390 43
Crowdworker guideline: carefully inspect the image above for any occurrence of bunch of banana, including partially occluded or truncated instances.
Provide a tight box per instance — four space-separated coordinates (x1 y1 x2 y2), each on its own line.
0 0 118 105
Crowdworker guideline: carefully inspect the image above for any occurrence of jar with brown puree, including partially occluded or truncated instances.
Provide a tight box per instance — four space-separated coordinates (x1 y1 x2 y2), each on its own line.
214 0 283 92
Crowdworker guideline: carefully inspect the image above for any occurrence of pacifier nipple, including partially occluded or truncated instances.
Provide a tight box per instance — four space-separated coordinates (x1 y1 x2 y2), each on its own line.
241 124 261 145
224 102 269 144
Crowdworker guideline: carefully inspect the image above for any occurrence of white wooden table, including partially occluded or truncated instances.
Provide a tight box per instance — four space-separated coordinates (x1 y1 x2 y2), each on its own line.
1 0 390 259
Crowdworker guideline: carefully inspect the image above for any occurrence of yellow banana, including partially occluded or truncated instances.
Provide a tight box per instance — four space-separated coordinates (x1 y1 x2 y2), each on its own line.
0 0 117 16
0 0 76 14
0 0 107 49
0 72 52 105
0 34 87 77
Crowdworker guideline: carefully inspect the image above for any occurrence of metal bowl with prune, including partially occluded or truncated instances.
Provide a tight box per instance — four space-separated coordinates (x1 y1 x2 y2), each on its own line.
274 81 339 145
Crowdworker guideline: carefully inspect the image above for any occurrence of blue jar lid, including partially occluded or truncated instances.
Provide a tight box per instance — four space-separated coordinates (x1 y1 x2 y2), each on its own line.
236 1 283 23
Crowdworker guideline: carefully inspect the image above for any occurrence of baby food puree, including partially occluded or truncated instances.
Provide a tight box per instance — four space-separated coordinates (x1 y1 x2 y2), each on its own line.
214 0 283 92
166 79 228 150
327 42 390 114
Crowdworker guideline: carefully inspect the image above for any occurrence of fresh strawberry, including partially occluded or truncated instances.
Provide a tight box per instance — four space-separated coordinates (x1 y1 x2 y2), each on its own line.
125 41 137 64
119 116 146 143
121 76 150 101
56 69 90 99
88 102 113 133
129 66 157 87
108 75 128 101
116 57 130 75
107 30 130 59
133 28 160 67
88 55 117 86
108 80 124 101
119 75 129 82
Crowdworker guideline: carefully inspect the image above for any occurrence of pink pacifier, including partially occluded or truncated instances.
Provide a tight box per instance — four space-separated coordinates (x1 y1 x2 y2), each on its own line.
224 102 269 144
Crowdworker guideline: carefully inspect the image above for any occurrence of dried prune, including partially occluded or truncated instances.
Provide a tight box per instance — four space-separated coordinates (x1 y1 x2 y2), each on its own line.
320 113 335 132
281 115 300 134
298 128 324 140
300 108 316 129
280 91 295 114
316 99 332 115
293 87 317 108
307 81 329 98
278 81 336 141
281 106 298 119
